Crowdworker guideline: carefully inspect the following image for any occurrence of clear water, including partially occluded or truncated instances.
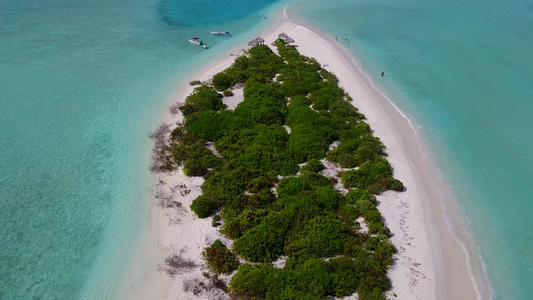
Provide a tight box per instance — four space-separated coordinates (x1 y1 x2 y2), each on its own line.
0 0 283 298
289 0 533 299
2 0 532 299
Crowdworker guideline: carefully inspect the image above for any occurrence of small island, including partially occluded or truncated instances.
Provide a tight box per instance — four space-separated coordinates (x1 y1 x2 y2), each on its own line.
152 39 404 300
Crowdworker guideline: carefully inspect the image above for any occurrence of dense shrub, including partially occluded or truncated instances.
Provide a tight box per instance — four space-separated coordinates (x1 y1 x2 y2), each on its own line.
329 99 362 120
212 72 233 91
186 110 253 141
345 189 376 205
222 208 269 239
309 81 345 111
234 96 286 125
318 69 339 83
212 214 221 227
203 240 240 274
223 90 234 97
353 199 374 215
339 204 360 224
172 139 221 177
365 237 396 267
233 224 286 262
190 195 216 218
200 168 248 210
228 264 271 299
293 259 331 297
300 159 325 173
342 159 404 194
215 124 299 175
327 134 385 168
284 215 350 258
286 98 335 162
246 176 271 193
179 85 226 116
169 44 405 300
245 188 276 209
276 173 331 199
327 256 360 297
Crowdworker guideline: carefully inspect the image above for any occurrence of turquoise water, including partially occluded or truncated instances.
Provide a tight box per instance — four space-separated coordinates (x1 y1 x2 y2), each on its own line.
291 0 533 299
0 0 282 298
2 0 532 299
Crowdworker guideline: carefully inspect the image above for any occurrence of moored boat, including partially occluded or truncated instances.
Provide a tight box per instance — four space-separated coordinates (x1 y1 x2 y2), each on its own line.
188 37 201 45
210 31 231 36
188 37 208 49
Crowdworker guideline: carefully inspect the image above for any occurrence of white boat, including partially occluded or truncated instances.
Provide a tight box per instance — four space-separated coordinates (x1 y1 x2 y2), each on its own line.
210 31 231 36
188 37 201 45
188 37 208 49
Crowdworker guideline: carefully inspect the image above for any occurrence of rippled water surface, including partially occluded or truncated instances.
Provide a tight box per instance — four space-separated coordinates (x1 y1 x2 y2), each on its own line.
290 0 533 298
0 0 280 298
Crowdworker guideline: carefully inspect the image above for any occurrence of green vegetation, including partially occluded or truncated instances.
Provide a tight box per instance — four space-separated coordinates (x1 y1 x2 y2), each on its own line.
342 159 404 194
179 85 226 116
167 43 403 299
202 240 240 274
300 159 325 173
212 214 222 227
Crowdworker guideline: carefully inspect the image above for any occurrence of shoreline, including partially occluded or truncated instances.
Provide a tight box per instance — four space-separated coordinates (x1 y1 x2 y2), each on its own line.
148 19 479 300
275 22 478 299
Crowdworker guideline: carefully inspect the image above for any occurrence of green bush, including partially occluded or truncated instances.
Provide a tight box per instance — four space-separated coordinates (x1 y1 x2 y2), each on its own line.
186 110 253 141
329 100 362 120
201 174 246 210
172 137 221 177
222 208 269 239
353 200 374 215
339 204 360 224
293 259 331 297
215 124 299 175
189 80 202 86
284 215 350 258
223 90 234 97
345 189 376 204
276 172 332 198
277 195 323 226
342 159 403 194
234 96 286 125
179 85 226 116
286 98 334 162
190 195 216 218
171 44 403 299
233 224 285 262
203 240 240 274
309 81 345 111
300 159 325 173
228 264 271 299
318 69 339 83
212 214 221 227
246 176 271 193
212 72 233 91
310 186 345 211
261 211 293 232
245 188 276 209
327 256 360 297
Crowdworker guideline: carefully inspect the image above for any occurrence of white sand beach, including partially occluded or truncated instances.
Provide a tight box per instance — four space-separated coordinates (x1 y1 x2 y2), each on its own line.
140 19 479 300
